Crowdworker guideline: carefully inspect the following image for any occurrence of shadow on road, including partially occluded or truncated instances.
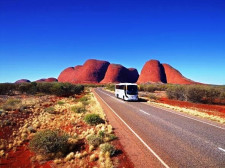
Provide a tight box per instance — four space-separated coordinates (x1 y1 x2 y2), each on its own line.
138 98 148 102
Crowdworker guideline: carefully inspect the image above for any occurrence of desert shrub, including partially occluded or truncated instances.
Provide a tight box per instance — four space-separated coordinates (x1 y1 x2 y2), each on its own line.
100 143 116 156
220 91 225 100
204 87 221 104
37 83 53 94
166 85 187 101
186 85 206 103
71 106 86 113
106 134 117 141
2 99 21 111
50 83 84 97
0 83 17 95
86 134 103 147
45 106 56 114
98 130 105 138
57 101 65 105
29 130 69 158
149 93 158 100
18 82 38 94
105 84 115 91
84 114 105 125
138 84 168 92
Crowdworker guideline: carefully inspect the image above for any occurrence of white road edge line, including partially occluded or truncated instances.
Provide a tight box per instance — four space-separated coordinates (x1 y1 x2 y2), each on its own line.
218 147 225 153
95 89 170 168
145 103 225 131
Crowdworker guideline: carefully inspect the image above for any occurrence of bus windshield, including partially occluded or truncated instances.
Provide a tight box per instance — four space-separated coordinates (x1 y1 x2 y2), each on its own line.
126 85 138 95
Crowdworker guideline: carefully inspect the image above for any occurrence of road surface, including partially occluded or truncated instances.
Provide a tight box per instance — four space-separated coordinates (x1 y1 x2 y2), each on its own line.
94 88 225 168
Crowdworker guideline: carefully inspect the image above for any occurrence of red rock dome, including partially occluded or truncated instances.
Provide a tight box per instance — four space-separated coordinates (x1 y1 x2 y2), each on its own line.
137 60 166 83
162 64 197 84
58 66 82 83
127 68 139 83
45 78 58 82
58 59 110 83
15 79 31 83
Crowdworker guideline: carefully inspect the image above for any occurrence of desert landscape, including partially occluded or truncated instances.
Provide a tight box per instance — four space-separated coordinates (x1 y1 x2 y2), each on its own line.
1 0 225 167
0 59 225 167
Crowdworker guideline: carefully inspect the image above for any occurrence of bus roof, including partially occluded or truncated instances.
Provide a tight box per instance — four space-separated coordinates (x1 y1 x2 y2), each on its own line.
115 83 137 85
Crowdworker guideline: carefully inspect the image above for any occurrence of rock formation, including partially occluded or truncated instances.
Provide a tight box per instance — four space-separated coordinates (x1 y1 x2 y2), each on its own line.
100 64 139 83
58 59 110 83
138 59 198 84
58 58 199 84
162 64 197 84
15 79 31 83
137 60 167 83
36 78 58 82
45 78 58 82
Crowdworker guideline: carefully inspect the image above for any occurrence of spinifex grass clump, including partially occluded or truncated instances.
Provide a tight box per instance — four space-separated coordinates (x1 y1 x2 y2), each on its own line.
2 99 21 111
86 134 103 147
29 130 69 159
45 106 56 114
100 143 116 156
71 106 86 113
84 114 104 125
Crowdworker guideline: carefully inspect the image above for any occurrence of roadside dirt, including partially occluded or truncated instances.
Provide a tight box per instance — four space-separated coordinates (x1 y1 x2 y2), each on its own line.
0 92 132 168
157 98 225 118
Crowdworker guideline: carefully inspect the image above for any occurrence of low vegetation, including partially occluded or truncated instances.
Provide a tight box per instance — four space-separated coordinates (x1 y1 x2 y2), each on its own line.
100 143 116 156
84 114 105 125
139 84 225 105
0 82 84 97
0 88 122 167
29 130 69 159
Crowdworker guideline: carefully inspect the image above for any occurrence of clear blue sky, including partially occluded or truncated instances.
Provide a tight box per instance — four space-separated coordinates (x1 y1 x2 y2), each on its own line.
0 0 225 85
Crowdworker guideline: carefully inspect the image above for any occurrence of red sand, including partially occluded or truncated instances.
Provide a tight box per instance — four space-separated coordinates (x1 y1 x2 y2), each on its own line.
158 98 225 117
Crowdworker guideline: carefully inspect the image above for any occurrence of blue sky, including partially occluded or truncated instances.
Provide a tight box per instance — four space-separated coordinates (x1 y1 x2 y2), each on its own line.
0 0 225 84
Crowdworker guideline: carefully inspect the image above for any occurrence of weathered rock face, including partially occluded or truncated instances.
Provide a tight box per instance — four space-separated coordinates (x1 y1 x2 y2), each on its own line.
162 64 197 84
101 64 139 83
15 79 31 83
58 59 110 83
127 68 139 83
78 59 110 83
137 60 167 83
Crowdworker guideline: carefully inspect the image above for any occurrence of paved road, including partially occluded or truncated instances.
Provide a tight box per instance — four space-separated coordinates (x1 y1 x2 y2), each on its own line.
95 88 225 168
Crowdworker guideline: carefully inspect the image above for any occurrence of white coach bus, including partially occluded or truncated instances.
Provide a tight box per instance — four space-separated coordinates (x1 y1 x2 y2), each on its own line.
115 83 138 101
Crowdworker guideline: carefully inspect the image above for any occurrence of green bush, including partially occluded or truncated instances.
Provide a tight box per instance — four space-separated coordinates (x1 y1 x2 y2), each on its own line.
84 114 105 125
50 83 84 97
100 143 116 156
71 106 86 113
166 85 186 101
29 130 69 157
86 134 103 147
0 83 18 95
19 82 38 94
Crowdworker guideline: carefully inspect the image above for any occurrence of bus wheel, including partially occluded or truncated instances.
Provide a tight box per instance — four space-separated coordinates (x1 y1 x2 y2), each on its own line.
123 96 125 101
117 94 119 98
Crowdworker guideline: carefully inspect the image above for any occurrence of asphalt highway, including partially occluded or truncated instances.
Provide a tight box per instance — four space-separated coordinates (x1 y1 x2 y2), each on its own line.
95 88 225 168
